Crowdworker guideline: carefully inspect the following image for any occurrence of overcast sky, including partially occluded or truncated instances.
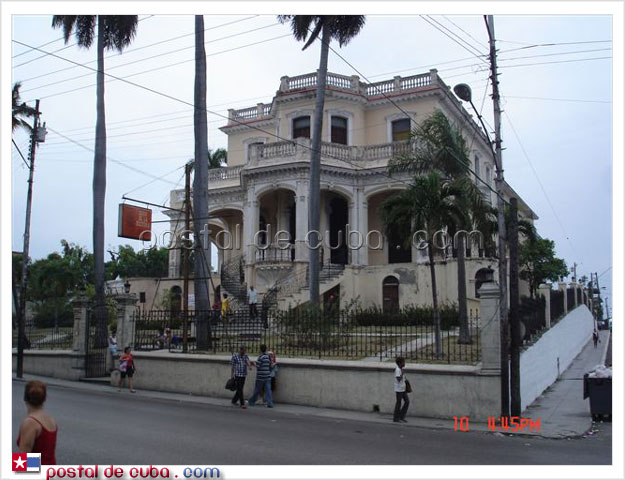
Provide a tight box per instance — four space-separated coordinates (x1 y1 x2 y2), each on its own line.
7 6 617 303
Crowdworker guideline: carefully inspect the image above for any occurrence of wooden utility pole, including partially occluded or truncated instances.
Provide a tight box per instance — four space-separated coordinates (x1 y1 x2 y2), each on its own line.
17 99 43 378
182 161 192 353
486 14 510 418
509 197 521 416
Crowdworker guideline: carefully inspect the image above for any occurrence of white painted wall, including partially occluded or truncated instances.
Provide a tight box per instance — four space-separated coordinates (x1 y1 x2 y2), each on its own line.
520 305 594 410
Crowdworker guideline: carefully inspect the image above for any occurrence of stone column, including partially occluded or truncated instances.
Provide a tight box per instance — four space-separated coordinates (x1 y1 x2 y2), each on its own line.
538 283 552 328
71 295 90 373
558 281 568 316
348 188 366 266
478 281 501 374
295 180 309 262
114 294 139 351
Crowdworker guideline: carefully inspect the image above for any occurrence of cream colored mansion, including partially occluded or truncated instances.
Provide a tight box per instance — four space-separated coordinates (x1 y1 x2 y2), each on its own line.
165 69 536 312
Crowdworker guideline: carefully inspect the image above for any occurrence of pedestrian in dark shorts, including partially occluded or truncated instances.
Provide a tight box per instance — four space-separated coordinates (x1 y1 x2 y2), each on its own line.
230 345 253 408
118 346 136 393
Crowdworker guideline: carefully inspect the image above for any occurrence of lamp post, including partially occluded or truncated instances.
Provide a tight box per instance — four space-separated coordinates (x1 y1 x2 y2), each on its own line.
454 74 510 416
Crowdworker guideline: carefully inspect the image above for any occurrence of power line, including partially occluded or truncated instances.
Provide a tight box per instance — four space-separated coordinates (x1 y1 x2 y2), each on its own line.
12 139 30 169
498 47 612 63
504 95 610 104
497 56 611 70
498 39 612 49
419 15 489 65
441 15 487 52
424 15 487 61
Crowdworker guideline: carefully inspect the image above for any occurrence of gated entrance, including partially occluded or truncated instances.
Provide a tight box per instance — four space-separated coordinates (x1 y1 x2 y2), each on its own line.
84 308 108 378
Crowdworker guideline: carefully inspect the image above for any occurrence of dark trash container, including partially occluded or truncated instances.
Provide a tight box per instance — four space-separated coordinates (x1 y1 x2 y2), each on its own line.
583 373 612 421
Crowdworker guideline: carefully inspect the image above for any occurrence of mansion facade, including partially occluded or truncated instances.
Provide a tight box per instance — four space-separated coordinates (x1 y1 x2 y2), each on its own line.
165 69 536 312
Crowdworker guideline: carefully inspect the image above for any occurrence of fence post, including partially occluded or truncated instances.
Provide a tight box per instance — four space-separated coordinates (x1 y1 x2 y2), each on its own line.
570 282 578 307
114 294 139 351
558 282 568 316
538 283 552 328
70 295 90 373
478 281 500 374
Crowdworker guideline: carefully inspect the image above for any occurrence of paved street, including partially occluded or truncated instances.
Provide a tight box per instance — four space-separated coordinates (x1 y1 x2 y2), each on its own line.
13 381 610 465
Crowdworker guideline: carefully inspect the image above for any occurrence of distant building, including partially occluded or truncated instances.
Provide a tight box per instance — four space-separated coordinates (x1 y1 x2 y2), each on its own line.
165 70 536 312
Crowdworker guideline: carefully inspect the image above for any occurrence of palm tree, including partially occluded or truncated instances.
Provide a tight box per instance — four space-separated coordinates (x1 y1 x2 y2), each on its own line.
12 82 36 132
389 110 487 344
52 15 138 345
278 15 366 305
207 148 227 169
193 15 212 350
382 172 468 357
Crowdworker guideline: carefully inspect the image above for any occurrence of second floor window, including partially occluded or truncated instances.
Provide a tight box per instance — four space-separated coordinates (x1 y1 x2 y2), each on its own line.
292 116 311 139
331 116 348 145
474 155 480 179
391 118 410 141
247 142 264 160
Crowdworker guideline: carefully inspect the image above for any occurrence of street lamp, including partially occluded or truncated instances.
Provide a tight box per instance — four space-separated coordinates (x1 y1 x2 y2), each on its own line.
454 81 510 416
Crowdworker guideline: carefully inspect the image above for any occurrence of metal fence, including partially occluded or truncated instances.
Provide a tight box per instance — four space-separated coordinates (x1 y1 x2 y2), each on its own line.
550 290 564 323
519 296 546 344
566 288 575 311
12 324 74 350
133 309 480 364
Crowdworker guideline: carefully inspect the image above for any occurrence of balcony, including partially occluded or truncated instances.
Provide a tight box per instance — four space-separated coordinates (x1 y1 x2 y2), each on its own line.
226 70 439 125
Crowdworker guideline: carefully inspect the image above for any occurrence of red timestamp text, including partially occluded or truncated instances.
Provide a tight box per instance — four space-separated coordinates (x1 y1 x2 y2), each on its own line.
452 416 541 433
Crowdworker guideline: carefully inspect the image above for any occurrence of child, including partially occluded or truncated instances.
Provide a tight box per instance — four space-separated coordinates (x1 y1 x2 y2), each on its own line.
118 347 136 393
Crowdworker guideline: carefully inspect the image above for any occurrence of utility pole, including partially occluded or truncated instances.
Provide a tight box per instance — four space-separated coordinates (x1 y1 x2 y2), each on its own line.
571 262 577 282
486 15 510 418
17 99 46 378
182 161 192 353
508 197 521 416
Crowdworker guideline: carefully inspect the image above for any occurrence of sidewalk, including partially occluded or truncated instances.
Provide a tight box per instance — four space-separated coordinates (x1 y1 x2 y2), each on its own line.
522 329 611 438
13 330 610 439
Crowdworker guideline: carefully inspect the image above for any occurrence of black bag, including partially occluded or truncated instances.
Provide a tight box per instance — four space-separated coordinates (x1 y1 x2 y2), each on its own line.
225 377 237 391
405 379 412 393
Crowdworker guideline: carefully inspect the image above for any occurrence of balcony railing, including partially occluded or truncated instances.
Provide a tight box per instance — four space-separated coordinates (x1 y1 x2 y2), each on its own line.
227 70 438 125
207 165 243 183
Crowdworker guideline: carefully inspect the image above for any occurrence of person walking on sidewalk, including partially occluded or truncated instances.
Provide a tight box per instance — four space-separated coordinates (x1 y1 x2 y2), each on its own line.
231 345 252 408
593 330 600 348
248 344 274 408
393 356 409 423
118 347 136 393
17 381 57 465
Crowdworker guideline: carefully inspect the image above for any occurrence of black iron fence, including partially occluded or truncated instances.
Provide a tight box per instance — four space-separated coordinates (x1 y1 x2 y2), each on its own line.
12 324 73 350
519 296 546 344
550 289 564 323
566 288 575 311
133 308 480 364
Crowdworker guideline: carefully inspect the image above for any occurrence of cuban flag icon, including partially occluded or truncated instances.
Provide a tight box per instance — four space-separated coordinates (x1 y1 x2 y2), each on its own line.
12 453 41 473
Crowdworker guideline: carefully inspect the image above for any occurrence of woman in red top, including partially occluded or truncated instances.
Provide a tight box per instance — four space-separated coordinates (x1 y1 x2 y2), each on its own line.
17 380 57 465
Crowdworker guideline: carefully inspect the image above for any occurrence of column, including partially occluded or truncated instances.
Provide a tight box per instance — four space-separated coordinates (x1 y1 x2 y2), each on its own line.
538 283 552 328
70 295 90 373
570 282 578 307
295 180 309 262
558 281 568 316
243 190 259 266
478 281 501 374
114 293 139 351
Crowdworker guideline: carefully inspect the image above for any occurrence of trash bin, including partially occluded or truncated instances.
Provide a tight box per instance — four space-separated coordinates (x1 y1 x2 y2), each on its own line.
583 373 612 421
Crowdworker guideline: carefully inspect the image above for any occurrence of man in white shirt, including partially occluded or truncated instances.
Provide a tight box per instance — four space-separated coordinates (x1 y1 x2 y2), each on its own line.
248 286 258 320
393 356 409 423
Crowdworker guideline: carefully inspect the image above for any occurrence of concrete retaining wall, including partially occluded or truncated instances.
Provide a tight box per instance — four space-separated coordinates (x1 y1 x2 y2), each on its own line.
520 305 594 410
12 350 83 381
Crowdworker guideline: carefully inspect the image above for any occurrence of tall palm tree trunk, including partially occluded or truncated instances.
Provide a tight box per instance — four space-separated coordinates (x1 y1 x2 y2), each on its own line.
193 15 211 349
308 24 331 306
94 17 108 347
457 235 471 344
427 240 442 356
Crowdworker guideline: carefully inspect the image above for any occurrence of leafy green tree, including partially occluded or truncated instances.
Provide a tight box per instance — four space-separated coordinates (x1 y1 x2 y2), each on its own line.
107 245 169 278
520 238 568 298
12 82 37 133
207 148 227 169
52 15 138 345
278 15 366 305
382 171 468 356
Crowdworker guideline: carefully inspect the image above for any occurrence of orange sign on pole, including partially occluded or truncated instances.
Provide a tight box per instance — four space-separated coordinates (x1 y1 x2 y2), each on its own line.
118 204 152 241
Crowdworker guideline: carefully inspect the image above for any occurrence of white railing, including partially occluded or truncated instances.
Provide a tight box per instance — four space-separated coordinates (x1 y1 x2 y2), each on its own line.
207 165 243 183
257 141 296 159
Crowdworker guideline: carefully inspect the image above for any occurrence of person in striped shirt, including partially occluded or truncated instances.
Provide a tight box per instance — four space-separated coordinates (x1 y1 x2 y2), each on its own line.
248 344 274 408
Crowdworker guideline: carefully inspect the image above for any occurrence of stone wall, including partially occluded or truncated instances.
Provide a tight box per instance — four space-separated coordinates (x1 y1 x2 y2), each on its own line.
520 305 594 410
12 350 82 381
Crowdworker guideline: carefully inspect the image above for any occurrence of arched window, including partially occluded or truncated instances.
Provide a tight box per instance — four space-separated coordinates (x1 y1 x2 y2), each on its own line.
170 286 182 313
391 118 410 141
475 268 494 298
331 116 348 145
382 276 400 313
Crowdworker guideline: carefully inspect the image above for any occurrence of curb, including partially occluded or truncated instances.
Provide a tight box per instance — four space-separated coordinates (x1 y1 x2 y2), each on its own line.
599 330 611 366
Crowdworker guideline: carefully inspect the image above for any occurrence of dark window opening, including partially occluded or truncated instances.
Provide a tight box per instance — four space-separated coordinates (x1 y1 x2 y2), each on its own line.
383 276 400 313
331 116 348 145
391 118 411 142
293 116 311 139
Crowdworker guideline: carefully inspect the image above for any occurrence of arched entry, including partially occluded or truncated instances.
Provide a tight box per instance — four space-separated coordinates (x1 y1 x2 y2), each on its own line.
475 268 494 298
382 276 399 313
170 286 182 313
